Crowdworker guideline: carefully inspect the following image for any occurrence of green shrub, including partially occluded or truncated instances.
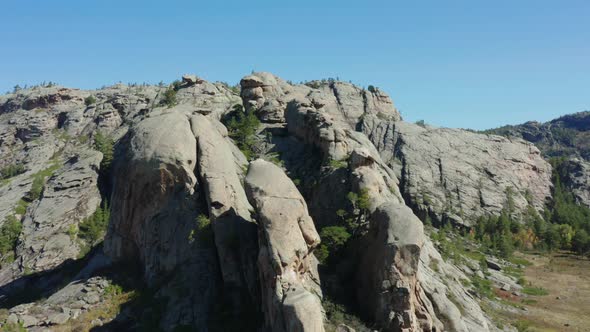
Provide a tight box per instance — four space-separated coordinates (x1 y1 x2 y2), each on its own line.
322 297 367 331
28 161 61 201
1 322 27 332
316 226 351 264
225 105 260 160
415 120 426 127
84 95 96 106
94 131 114 175
161 87 177 107
189 214 214 247
471 276 494 299
266 152 284 167
0 164 26 180
104 283 124 297
328 159 347 169
79 201 110 245
67 224 78 240
367 85 376 93
513 319 532 332
29 174 45 201
573 229 590 254
0 215 22 256
14 199 29 216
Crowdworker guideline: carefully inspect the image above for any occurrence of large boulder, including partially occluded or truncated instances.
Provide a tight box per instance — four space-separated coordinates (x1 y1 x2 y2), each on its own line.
105 110 199 272
244 159 324 332
104 109 217 330
349 149 441 332
241 72 400 125
357 203 431 331
190 113 259 306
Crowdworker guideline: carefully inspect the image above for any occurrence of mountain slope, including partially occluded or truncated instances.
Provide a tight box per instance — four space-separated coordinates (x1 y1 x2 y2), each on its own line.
0 73 565 331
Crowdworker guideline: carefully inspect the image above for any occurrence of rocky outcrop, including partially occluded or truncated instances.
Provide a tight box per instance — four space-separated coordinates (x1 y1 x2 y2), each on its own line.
190 113 259 306
104 109 219 330
558 158 590 207
244 159 324 332
484 112 590 208
241 72 400 126
239 73 496 331
362 117 552 226
4 275 114 331
483 111 590 160
0 73 541 331
17 151 102 273
357 203 433 331
105 110 199 273
175 79 242 119
348 149 440 332
418 239 493 331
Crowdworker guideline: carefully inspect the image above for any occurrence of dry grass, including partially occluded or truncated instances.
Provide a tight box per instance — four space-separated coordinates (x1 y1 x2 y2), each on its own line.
503 252 590 331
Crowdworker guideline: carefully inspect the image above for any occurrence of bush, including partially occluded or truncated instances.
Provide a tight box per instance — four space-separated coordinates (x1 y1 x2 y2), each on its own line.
471 276 494 299
573 229 590 254
415 119 426 127
225 105 260 160
0 215 22 256
328 159 347 169
367 85 376 93
316 226 351 264
1 322 26 332
84 95 96 106
0 164 26 180
79 201 110 245
29 174 45 201
28 162 61 201
14 199 28 215
513 319 532 332
161 87 177 107
94 131 114 175
188 214 214 247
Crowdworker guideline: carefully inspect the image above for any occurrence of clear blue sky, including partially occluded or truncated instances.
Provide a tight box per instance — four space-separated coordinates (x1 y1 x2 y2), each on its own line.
1 0 588 130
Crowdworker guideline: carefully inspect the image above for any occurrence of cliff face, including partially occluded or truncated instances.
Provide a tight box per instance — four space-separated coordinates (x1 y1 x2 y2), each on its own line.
362 118 552 226
484 111 590 207
0 73 555 331
483 111 590 160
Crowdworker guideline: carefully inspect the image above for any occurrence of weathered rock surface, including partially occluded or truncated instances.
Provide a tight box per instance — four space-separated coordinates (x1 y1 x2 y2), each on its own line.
175 79 242 119
362 117 553 226
239 73 499 331
2 275 113 331
419 238 495 331
104 109 221 330
190 113 259 307
558 158 590 207
241 72 401 125
484 111 590 208
17 151 102 273
483 111 590 160
357 203 431 331
0 73 544 331
245 159 324 332
105 110 198 272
